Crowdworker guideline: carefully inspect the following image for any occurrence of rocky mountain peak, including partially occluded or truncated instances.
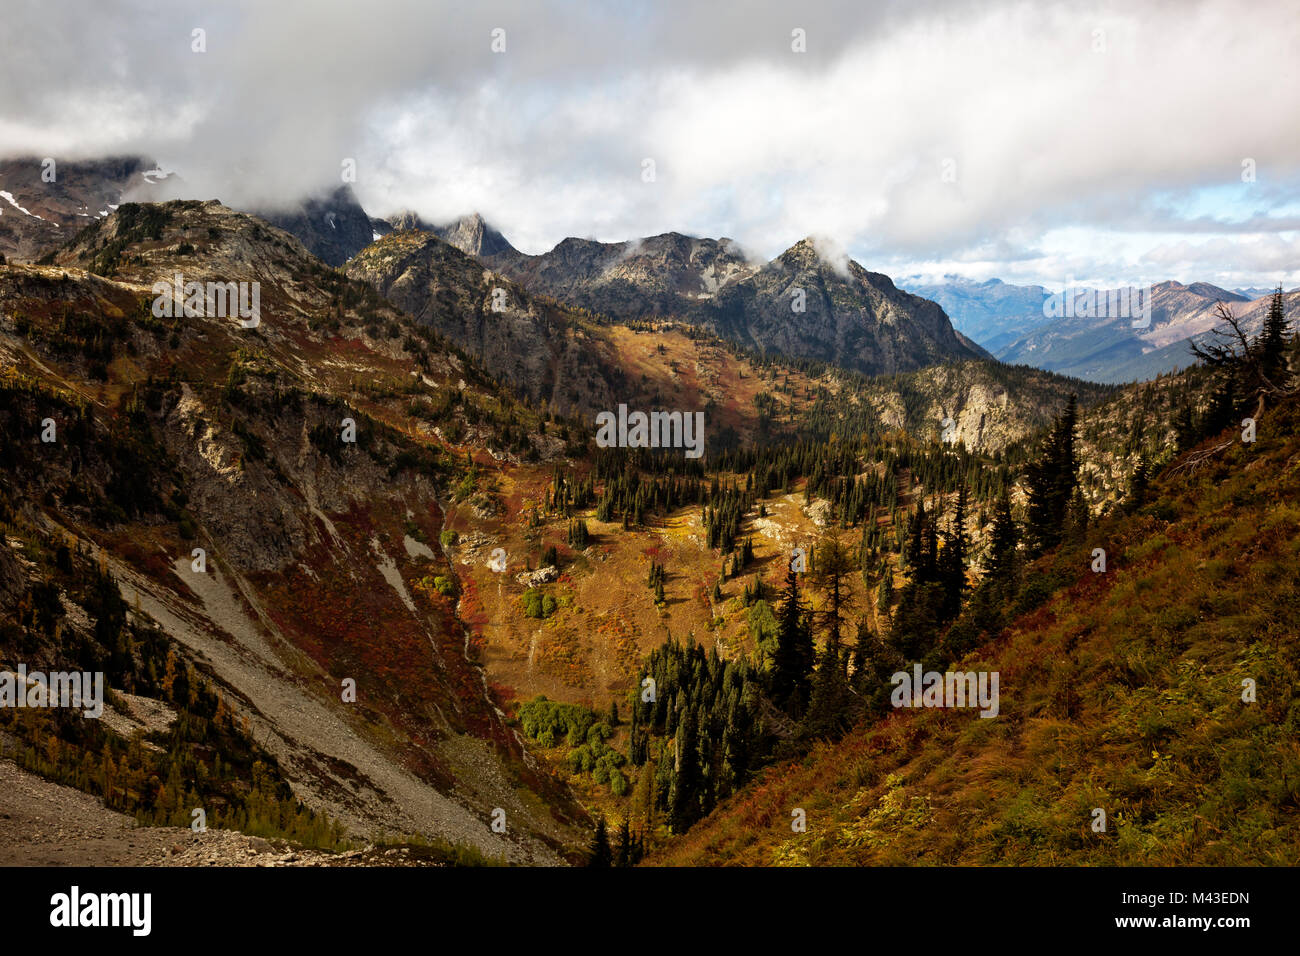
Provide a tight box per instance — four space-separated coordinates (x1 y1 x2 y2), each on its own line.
771 236 862 282
432 212 517 260
386 210 433 232
258 184 373 267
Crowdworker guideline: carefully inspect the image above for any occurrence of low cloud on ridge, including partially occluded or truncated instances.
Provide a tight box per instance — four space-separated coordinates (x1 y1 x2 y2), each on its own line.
1 0 1297 286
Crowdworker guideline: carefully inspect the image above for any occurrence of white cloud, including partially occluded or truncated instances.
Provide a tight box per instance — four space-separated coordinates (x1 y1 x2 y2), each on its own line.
1 0 1297 284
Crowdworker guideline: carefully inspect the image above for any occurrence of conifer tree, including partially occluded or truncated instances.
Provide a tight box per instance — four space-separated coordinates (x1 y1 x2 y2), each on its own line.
984 489 1018 581
587 817 613 867
937 483 968 621
771 568 813 715
1121 447 1147 500
876 569 893 620
923 509 939 583
1064 488 1090 542
668 704 701 832
906 500 926 572
1259 286 1292 391
803 641 850 739
810 535 856 651
615 819 633 867
1025 395 1079 556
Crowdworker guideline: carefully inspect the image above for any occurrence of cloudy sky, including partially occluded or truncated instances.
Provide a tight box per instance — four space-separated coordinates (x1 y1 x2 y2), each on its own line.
2 0 1298 288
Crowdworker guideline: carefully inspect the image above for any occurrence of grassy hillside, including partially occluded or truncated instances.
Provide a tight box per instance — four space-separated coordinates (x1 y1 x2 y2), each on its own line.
648 394 1300 866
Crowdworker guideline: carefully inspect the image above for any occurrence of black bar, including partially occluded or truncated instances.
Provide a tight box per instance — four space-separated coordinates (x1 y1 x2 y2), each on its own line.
4 865 1273 943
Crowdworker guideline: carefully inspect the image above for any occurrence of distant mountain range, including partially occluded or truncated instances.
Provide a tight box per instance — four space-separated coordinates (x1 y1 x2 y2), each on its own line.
902 274 1296 383
898 276 1058 354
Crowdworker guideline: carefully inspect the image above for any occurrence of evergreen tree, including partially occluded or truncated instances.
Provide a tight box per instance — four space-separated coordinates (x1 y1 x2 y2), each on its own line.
906 500 926 573
803 641 851 739
923 507 939 583
1025 395 1079 556
587 816 612 867
875 568 893 619
1188 298 1291 420
1064 488 1090 542
1127 456 1151 508
771 568 813 715
1172 403 1197 452
1259 286 1290 388
668 704 701 832
937 483 968 621
615 819 633 867
851 617 905 708
809 535 856 651
984 489 1019 581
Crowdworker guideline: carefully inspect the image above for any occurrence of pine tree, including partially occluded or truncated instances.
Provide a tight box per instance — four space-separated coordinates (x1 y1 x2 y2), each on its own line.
984 489 1018 581
771 568 813 715
851 617 905 705
1259 286 1290 387
923 509 939 582
614 819 633 867
803 641 850 739
937 483 968 621
809 535 856 651
1064 488 1090 542
1172 402 1197 451
875 569 893 620
668 704 701 832
1127 456 1150 508
906 500 926 572
587 817 613 867
1025 395 1079 556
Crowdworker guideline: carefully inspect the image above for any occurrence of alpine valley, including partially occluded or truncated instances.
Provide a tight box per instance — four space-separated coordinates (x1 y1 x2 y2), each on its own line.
0 155 1296 870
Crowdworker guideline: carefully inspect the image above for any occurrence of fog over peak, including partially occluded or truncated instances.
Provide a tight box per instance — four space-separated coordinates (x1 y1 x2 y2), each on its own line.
1 0 1297 286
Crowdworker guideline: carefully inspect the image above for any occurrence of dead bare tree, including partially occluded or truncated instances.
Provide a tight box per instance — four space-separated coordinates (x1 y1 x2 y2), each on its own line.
1169 438 1235 477
1189 302 1253 368
1190 295 1294 410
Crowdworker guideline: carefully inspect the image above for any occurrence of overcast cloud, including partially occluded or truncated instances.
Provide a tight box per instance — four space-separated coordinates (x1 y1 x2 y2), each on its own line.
1 0 1297 286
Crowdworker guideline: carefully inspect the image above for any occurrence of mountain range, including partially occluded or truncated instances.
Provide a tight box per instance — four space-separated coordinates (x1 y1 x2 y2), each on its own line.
367 214 991 378
5 155 1289 392
0 159 987 381
904 274 1297 384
